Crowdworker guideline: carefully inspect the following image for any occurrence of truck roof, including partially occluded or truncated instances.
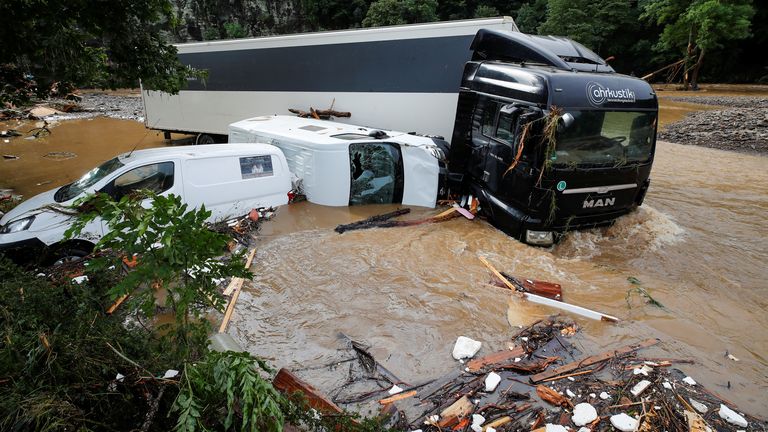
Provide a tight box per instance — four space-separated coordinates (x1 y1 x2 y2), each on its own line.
117 143 281 164
229 116 443 150
174 17 519 54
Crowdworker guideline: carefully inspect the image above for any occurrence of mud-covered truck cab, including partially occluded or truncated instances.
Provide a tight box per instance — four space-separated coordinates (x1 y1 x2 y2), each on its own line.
447 30 658 245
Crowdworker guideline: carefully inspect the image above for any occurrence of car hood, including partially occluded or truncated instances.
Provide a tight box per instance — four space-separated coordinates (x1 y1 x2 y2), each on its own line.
0 188 61 225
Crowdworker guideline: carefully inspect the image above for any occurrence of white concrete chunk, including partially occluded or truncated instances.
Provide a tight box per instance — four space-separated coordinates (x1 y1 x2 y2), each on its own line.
572 402 598 426
689 398 708 414
545 424 569 432
682 376 697 385
485 372 501 392
718 404 748 428
452 336 482 360
388 385 403 395
610 413 639 432
630 380 651 397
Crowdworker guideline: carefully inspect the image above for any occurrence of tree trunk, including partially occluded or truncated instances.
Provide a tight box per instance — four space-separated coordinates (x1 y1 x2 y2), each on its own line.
690 47 706 91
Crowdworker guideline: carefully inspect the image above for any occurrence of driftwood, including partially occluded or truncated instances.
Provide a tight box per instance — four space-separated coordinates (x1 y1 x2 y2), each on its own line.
334 207 462 234
529 338 660 383
289 107 351 119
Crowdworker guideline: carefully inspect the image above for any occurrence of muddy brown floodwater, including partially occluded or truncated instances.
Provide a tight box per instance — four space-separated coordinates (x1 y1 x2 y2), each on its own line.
1 88 766 415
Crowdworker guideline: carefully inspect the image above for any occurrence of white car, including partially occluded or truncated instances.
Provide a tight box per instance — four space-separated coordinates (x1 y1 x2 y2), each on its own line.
0 144 291 264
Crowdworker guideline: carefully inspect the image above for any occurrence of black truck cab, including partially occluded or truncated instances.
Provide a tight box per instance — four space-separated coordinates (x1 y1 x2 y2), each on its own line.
447 30 658 245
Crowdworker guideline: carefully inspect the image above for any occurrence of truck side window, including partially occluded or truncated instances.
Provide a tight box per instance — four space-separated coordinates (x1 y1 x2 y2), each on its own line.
349 143 404 205
480 103 498 137
110 162 174 200
495 111 516 145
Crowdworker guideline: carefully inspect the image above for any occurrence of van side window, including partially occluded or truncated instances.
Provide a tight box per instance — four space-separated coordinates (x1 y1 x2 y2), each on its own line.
111 162 174 199
349 143 404 205
239 155 273 179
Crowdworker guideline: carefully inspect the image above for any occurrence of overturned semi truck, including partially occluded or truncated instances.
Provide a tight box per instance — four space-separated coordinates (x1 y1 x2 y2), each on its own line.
142 19 658 245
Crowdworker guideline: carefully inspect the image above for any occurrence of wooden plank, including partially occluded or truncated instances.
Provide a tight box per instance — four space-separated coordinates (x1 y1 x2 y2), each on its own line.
378 390 417 405
479 256 618 322
218 285 242 333
273 368 344 414
466 346 526 372
530 338 660 383
106 294 129 314
223 248 257 296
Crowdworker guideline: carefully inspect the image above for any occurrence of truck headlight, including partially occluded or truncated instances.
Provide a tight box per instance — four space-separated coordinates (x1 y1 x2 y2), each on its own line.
0 215 35 234
525 229 554 246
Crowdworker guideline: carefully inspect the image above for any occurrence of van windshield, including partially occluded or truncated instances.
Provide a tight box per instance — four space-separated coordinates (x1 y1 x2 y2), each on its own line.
54 157 125 202
553 110 656 167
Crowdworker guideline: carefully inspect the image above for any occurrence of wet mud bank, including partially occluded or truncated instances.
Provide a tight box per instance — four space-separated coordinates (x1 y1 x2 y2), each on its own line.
658 94 768 154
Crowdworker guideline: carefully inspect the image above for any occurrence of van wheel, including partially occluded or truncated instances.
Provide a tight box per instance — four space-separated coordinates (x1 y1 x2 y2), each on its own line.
196 133 218 145
46 243 93 267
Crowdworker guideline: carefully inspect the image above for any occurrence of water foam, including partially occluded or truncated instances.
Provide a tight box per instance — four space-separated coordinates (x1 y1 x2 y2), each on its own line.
555 206 685 259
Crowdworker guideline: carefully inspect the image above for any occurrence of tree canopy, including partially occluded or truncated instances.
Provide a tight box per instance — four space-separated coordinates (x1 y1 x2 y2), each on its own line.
0 0 765 104
0 0 198 104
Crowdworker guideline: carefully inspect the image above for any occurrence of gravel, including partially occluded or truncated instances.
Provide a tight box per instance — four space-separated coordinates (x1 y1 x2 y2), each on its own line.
659 96 768 154
42 92 145 122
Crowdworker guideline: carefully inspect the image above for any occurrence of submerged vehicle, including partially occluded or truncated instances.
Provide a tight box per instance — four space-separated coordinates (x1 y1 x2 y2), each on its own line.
229 115 447 208
446 30 657 245
144 19 657 246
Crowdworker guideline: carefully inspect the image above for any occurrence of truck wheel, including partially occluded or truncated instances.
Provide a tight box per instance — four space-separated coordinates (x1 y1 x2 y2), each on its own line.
196 133 218 145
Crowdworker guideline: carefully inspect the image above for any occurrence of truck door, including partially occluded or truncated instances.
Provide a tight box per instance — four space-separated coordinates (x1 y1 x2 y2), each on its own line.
468 100 498 183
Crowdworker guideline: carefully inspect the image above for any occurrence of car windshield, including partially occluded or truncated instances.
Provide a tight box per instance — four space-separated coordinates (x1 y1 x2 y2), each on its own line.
54 157 125 202
553 110 656 167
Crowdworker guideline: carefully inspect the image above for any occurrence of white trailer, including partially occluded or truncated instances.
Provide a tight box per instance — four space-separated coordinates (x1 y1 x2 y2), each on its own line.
141 17 518 144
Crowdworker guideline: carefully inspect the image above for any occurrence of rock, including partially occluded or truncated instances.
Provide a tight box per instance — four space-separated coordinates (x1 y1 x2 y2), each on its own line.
572 403 598 426
682 376 697 386
718 404 748 428
484 372 501 392
566 389 576 398
599 391 610 400
610 413 639 432
29 106 63 118
630 380 651 397
71 275 89 284
662 381 673 390
452 336 482 360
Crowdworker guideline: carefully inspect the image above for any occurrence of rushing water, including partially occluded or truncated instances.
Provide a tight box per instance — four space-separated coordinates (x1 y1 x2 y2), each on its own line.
1 89 766 414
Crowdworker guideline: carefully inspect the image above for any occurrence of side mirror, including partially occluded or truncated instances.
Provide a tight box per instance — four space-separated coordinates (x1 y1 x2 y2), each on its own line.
500 104 520 115
559 112 575 130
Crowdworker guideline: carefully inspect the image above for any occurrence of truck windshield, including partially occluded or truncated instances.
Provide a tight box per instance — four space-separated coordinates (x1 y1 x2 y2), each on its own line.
54 157 125 202
553 111 656 167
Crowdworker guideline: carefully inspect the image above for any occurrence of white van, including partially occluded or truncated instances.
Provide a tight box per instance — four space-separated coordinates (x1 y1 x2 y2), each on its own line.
228 115 447 208
0 144 291 264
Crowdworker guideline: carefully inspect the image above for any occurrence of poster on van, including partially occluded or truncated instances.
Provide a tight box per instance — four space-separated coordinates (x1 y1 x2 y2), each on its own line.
239 155 273 179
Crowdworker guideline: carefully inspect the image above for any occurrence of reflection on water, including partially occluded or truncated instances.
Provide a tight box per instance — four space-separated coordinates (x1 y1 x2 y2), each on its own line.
2 92 767 414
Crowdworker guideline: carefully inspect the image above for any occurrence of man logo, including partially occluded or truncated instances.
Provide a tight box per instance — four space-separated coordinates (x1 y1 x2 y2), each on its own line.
586 81 636 107
583 197 615 208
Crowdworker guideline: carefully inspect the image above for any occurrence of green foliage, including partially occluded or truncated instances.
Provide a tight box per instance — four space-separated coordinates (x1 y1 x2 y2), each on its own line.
173 351 285 432
516 0 547 32
362 0 439 27
66 191 249 329
0 0 205 104
538 0 634 54
224 21 248 38
302 0 371 30
0 256 177 430
643 0 754 52
474 4 500 17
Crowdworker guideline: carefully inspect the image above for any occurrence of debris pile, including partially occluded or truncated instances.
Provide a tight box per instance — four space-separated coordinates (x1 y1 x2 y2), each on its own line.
209 207 275 246
270 315 766 432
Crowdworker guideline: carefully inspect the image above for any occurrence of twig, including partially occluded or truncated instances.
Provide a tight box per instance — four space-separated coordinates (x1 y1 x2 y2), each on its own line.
539 369 595 382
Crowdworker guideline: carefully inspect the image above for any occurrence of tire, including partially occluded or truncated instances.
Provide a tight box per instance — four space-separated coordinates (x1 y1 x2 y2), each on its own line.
46 244 93 267
196 133 218 145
